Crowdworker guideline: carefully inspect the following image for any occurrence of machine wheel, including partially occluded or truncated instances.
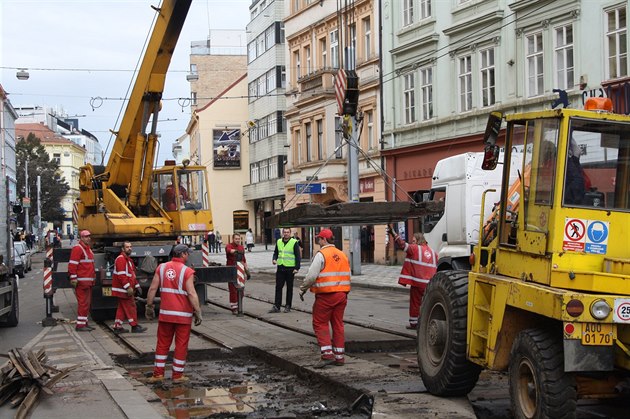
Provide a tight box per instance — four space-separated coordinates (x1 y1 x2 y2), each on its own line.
417 270 481 396
508 329 576 419
1 277 19 327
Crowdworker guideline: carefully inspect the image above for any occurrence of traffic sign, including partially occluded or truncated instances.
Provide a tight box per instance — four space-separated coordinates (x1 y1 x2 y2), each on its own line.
296 183 327 194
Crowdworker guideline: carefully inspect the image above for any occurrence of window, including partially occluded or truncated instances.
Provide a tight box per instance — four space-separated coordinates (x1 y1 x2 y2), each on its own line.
420 67 433 120
248 42 256 62
348 24 356 70
320 38 327 69
526 32 544 96
251 162 260 183
53 153 61 165
606 6 627 79
366 111 374 149
305 46 312 75
480 48 495 107
420 0 431 19
295 129 302 164
305 122 312 162
363 18 371 60
265 26 275 49
268 113 277 136
403 73 416 124
260 115 269 139
258 35 265 56
403 0 414 26
330 29 339 69
269 157 278 179
335 117 343 159
258 76 266 97
459 55 472 111
248 82 257 102
555 25 574 89
280 66 286 88
293 0 299 13
317 119 323 160
294 50 301 80
266 68 276 92
260 159 269 181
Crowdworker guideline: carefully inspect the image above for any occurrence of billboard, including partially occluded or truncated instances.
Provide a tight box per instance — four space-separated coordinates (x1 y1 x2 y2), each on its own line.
213 129 241 168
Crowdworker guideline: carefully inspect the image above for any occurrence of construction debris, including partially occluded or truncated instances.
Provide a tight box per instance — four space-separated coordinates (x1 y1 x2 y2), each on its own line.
0 348 78 419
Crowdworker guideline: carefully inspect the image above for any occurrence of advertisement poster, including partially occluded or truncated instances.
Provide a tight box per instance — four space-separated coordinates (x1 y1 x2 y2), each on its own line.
213 129 241 168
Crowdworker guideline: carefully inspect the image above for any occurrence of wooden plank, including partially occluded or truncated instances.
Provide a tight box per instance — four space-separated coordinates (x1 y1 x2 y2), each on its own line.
43 365 79 390
15 385 40 419
0 379 21 406
16 349 40 379
27 351 47 377
7 351 27 378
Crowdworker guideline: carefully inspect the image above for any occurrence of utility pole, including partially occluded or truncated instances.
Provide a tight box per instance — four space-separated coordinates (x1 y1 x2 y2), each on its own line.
37 176 41 246
24 158 29 234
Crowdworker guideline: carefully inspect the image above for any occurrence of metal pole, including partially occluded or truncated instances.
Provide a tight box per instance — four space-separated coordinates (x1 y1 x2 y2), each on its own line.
37 176 41 249
24 158 29 234
347 116 361 275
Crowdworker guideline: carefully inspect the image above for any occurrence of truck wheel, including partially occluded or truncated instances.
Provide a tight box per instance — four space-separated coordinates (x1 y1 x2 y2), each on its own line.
1 277 19 327
509 329 576 419
417 270 481 396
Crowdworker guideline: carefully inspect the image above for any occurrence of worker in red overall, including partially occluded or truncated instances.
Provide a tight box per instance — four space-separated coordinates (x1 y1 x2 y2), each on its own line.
68 230 96 332
145 244 202 383
225 233 247 314
299 229 351 368
389 227 437 330
112 241 146 334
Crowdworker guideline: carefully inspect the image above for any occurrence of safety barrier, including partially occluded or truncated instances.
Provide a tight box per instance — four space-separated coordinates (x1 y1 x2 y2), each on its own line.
42 246 57 326
202 242 209 267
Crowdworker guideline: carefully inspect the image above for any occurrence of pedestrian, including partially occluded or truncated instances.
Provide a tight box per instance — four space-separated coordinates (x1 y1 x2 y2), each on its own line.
270 227 301 313
225 233 247 314
292 232 303 249
207 230 216 253
25 233 33 250
388 226 437 330
68 232 75 246
112 241 147 334
215 231 222 253
299 228 351 368
145 244 202 383
68 230 96 332
245 228 255 252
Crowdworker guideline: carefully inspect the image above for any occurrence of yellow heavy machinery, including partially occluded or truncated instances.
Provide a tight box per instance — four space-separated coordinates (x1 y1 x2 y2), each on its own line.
53 0 233 319
417 98 630 418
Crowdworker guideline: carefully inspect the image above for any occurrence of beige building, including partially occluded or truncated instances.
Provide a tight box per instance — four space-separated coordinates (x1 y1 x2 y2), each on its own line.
187 58 252 241
16 123 86 236
284 0 385 262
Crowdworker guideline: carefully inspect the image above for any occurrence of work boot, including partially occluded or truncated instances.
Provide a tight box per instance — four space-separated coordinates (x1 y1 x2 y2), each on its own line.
313 358 335 369
147 375 164 384
406 324 417 330
333 359 345 366
113 327 128 334
231 309 238 315
131 325 147 333
283 306 291 313
268 306 280 313
172 375 189 384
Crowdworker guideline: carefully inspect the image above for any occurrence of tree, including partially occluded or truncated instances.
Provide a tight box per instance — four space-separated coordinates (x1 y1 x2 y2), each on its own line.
16 133 69 229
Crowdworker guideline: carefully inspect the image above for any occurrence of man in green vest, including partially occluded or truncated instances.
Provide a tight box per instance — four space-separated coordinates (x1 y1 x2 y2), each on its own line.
270 227 301 313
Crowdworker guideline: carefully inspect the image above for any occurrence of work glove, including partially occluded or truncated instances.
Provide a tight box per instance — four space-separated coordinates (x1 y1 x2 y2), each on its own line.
126 287 134 297
193 310 203 326
299 290 306 302
70 279 78 288
145 304 155 320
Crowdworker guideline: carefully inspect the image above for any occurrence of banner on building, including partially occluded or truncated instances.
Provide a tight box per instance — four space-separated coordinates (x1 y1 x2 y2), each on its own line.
213 129 241 168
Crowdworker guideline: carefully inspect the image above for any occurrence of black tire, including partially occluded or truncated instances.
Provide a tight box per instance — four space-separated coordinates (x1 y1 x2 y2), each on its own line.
417 270 481 396
1 277 19 327
509 329 576 419
17 267 24 279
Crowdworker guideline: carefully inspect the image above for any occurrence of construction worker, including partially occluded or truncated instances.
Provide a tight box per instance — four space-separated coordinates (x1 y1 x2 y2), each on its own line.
299 228 351 368
270 227 301 313
112 241 147 334
68 230 96 332
225 233 247 314
145 244 202 383
389 227 437 330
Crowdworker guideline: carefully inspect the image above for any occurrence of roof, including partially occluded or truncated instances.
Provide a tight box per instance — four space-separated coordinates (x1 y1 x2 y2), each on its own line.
15 123 73 144
264 201 444 228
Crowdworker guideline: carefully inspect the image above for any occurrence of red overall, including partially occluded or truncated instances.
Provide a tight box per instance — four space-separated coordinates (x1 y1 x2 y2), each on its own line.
152 258 195 379
311 246 351 364
396 238 437 326
68 241 95 329
112 252 141 329
225 243 247 312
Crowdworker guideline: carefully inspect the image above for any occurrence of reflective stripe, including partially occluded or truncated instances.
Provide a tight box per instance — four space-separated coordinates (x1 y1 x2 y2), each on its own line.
160 287 188 296
320 345 332 351
332 347 344 353
155 354 168 360
123 283 130 289
69 274 77 279
318 271 351 277
68 260 79 265
113 270 131 277
112 287 127 293
159 309 193 318
154 362 166 367
399 274 430 284
312 280 351 288
77 278 94 282
173 358 186 366
78 316 88 320
404 258 437 268
80 259 94 263
173 366 185 372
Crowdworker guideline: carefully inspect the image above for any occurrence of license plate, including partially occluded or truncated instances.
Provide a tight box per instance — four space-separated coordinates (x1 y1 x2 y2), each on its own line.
581 323 613 346
101 287 112 297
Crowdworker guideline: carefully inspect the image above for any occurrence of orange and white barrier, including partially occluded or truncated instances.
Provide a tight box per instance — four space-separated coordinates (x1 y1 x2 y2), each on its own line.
202 242 209 267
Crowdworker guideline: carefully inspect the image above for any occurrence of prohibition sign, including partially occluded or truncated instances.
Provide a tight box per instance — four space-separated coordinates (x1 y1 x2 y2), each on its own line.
616 301 630 322
565 219 585 241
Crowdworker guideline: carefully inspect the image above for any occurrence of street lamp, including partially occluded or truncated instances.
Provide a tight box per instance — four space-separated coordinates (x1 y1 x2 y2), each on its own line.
16 69 30 81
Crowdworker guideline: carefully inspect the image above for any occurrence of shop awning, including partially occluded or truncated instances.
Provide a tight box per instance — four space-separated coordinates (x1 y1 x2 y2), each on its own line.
264 201 444 228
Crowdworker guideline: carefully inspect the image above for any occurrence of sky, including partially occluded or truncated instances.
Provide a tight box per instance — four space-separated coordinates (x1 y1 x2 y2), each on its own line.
1 0 250 164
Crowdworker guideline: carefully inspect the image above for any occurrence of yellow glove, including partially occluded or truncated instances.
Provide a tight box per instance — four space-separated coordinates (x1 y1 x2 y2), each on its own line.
193 311 203 326
70 279 78 288
145 304 155 320
126 287 134 297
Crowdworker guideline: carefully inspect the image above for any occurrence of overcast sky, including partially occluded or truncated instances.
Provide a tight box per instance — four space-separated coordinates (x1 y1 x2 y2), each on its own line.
1 0 250 164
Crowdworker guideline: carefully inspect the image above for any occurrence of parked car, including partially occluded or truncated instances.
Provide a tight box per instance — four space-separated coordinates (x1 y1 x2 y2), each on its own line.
14 241 31 273
12 245 24 279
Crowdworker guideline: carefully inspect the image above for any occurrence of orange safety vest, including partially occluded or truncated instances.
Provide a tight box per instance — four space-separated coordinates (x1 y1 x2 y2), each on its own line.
397 242 437 290
112 253 138 298
157 259 195 324
310 246 351 294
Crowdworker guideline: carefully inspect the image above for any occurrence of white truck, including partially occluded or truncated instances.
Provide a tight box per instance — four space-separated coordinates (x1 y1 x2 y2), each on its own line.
422 151 521 271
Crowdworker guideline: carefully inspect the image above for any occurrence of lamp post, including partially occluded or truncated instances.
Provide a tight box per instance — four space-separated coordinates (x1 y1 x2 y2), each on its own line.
24 158 29 234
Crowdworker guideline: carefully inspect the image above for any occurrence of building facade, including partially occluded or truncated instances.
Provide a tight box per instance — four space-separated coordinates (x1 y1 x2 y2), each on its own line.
284 0 384 261
0 85 19 255
244 0 288 246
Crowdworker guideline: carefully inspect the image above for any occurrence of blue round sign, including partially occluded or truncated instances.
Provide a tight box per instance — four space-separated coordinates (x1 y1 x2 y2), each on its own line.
586 221 608 244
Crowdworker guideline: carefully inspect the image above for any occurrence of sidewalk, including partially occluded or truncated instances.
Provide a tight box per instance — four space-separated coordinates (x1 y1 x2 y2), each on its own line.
204 245 406 291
